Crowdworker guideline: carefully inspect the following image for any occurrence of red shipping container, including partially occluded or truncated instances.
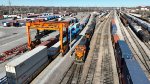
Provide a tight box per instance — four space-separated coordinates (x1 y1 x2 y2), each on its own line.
112 18 115 25
113 34 120 44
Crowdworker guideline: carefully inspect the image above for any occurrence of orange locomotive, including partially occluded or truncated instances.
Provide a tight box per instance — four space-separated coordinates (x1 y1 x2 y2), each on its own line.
75 23 95 63
75 36 88 62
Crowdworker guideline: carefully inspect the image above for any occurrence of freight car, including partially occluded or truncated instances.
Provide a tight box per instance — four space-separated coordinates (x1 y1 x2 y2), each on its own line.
120 14 128 27
84 16 90 24
85 23 96 38
79 14 91 27
129 21 150 42
79 23 85 30
126 14 150 33
78 15 91 33
123 13 150 42
111 19 117 35
68 23 81 39
137 30 150 42
112 34 119 48
67 17 79 24
73 17 79 23
115 40 133 69
85 27 94 40
115 40 149 84
122 59 150 84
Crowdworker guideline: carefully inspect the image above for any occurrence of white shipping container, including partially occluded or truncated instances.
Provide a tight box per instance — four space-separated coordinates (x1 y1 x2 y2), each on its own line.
5 46 48 80
58 18 63 21
3 23 7 27
7 56 49 84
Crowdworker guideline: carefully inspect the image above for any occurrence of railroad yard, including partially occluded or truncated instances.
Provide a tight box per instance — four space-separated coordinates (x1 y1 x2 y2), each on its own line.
0 8 150 84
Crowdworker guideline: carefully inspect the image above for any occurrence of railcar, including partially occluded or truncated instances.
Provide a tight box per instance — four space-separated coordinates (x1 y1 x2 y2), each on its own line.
115 40 149 84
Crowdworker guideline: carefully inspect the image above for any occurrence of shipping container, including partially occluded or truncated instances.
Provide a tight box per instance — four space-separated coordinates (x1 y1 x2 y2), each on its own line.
38 39 57 48
122 59 150 84
3 22 11 27
79 24 84 30
112 19 115 24
47 37 68 57
5 46 48 84
112 34 120 48
116 40 133 59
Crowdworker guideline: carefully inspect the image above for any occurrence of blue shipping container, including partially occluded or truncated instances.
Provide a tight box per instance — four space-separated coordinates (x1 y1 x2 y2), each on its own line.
117 40 133 59
123 59 150 84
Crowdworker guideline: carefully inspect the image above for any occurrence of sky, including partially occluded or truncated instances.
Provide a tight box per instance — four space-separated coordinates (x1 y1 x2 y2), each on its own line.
0 0 150 7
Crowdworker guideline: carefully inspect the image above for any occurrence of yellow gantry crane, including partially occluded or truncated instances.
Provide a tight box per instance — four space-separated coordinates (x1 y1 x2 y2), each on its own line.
26 20 69 53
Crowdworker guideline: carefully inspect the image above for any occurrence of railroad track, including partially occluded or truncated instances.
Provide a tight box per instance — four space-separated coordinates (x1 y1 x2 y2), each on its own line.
126 26 150 72
59 14 112 84
145 42 150 50
118 16 150 77
85 13 114 84
99 13 114 84
0 76 7 84
84 19 106 84
59 63 83 84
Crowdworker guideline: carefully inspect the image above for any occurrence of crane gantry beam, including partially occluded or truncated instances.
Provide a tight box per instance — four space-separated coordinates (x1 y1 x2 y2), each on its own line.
26 20 69 53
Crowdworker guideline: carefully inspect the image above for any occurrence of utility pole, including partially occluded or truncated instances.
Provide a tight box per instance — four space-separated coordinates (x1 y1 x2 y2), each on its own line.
8 0 11 15
119 7 121 17
52 7 53 13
